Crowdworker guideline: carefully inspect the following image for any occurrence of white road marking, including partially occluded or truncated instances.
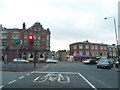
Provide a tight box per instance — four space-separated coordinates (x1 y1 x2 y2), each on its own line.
18 76 25 79
26 73 30 76
0 85 4 89
8 80 16 84
78 73 98 90
33 73 70 83
33 76 41 82
31 71 78 74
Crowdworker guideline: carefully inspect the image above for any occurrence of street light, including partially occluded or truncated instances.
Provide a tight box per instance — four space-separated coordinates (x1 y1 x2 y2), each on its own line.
104 16 118 58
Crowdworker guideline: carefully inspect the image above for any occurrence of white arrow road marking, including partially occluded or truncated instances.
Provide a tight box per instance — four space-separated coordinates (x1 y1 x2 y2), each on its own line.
8 80 16 84
78 73 98 90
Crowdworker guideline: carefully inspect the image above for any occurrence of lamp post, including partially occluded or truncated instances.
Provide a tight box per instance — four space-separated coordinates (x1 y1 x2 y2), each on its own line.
104 16 118 58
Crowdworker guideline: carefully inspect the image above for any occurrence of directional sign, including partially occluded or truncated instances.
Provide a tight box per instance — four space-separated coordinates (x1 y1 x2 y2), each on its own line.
14 40 22 45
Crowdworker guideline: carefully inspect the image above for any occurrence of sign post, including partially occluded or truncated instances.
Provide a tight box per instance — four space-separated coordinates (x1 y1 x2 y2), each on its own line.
14 40 22 69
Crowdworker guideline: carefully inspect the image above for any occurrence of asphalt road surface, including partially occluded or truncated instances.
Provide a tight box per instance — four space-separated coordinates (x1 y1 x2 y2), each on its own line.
1 62 119 90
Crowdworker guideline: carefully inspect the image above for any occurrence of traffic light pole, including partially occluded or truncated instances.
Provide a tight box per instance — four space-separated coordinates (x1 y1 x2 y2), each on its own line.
28 35 36 68
34 50 36 68
16 45 18 69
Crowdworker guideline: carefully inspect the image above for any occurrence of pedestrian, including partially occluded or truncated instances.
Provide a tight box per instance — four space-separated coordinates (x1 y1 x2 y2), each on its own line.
5 55 7 63
2 55 4 65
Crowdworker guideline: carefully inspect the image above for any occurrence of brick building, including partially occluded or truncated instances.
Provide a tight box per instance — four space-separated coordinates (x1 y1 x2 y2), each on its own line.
107 44 118 58
1 22 51 62
69 41 108 61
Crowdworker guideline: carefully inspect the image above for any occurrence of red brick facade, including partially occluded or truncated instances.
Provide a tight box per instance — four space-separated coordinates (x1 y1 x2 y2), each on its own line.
70 41 108 57
1 22 51 62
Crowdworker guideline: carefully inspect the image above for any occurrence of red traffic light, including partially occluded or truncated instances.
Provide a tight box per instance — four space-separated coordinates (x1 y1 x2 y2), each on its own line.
73 53 76 56
29 35 33 40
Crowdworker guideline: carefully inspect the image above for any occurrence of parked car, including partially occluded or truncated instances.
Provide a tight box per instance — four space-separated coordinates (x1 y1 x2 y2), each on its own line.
46 58 58 63
82 59 97 64
97 59 113 69
13 58 29 63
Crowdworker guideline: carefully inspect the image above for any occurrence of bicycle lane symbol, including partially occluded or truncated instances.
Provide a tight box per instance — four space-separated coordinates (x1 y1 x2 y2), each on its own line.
33 73 70 83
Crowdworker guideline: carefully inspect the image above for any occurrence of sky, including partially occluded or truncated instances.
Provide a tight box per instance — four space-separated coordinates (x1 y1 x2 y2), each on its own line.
0 0 119 51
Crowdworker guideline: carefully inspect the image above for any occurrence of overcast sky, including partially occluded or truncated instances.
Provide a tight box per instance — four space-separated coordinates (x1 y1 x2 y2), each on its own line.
0 0 119 51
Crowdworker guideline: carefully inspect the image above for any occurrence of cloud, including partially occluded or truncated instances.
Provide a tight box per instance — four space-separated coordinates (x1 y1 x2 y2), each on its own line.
0 0 119 51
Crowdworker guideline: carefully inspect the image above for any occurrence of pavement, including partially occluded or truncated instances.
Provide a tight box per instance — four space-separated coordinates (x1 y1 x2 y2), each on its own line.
1 62 48 72
111 67 120 72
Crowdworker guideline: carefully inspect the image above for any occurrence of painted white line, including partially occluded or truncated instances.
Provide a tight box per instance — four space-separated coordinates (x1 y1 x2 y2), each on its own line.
33 76 41 82
18 76 25 79
78 73 98 90
8 80 16 84
0 85 4 89
26 73 30 76
32 71 78 74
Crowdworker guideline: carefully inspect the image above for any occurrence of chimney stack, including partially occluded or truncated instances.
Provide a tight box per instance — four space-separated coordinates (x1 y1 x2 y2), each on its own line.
23 22 26 29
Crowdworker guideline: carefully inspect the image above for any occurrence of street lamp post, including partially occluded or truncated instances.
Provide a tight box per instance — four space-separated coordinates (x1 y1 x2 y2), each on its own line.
104 16 119 58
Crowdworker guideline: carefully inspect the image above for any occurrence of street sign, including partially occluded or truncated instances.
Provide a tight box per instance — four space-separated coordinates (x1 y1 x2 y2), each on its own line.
14 40 22 45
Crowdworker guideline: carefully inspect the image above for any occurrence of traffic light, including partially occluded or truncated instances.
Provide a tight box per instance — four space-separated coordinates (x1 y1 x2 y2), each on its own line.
28 35 34 45
73 53 76 57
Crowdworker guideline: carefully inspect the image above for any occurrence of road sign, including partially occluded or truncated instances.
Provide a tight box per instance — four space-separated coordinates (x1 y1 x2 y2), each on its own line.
14 40 22 45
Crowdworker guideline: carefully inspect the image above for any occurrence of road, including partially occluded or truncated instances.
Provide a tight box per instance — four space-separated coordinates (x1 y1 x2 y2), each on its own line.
1 62 119 90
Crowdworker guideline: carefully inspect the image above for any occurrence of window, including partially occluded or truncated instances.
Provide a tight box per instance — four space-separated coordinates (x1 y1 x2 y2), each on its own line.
104 51 107 56
24 34 27 39
79 44 83 49
104 46 106 50
100 46 103 50
86 51 89 55
74 45 77 49
34 27 37 31
91 45 94 49
95 46 98 50
34 33 36 39
86 45 89 49
40 54 44 58
113 48 115 51
91 51 94 56
38 27 41 31
95 51 98 56
46 47 50 50
1 33 7 39
79 51 83 55
13 33 18 39
30 54 33 58
24 41 27 45
100 52 103 56
38 34 41 40
109 48 111 51
47 35 49 40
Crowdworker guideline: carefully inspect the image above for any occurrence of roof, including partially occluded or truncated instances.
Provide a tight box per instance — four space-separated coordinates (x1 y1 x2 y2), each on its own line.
70 41 108 46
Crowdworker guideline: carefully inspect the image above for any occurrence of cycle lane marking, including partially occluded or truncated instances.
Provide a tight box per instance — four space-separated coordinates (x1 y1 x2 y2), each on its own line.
33 73 70 83
1 65 49 89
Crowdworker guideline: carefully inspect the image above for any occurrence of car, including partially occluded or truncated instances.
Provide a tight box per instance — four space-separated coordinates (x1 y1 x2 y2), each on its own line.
13 58 29 63
46 58 58 63
82 59 97 64
97 59 113 69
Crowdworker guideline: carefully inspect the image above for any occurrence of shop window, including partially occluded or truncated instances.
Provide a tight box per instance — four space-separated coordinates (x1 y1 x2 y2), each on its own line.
30 54 33 58
40 54 43 58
